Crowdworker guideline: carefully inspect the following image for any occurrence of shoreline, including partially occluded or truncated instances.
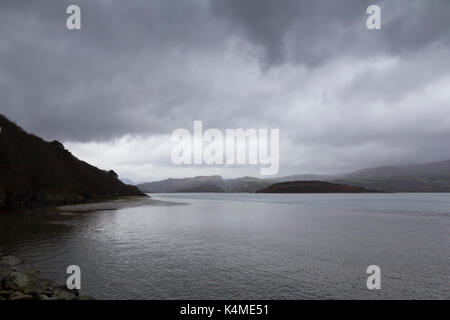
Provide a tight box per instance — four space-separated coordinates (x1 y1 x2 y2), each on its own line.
56 195 186 214
1 195 185 215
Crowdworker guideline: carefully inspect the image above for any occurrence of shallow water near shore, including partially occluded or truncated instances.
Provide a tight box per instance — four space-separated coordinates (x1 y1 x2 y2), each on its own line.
0 193 449 299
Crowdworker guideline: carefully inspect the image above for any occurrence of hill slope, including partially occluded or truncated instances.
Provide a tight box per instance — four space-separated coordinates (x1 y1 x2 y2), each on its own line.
337 160 450 192
335 175 450 192
138 175 225 193
343 160 450 179
137 175 338 193
257 181 377 193
0 114 145 209
174 183 225 193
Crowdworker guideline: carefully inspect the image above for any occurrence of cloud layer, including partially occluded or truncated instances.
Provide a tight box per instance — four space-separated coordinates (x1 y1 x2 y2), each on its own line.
1 0 450 181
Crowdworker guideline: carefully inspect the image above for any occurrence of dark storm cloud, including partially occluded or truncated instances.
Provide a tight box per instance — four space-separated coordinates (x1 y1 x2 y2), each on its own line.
210 0 450 67
0 0 225 141
1 0 450 179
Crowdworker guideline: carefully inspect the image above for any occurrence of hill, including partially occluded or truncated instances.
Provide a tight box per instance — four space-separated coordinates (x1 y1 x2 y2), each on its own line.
174 183 225 193
138 176 225 193
335 175 450 193
275 174 336 182
0 114 146 209
342 160 450 179
138 175 339 193
256 181 377 193
222 176 275 192
337 160 450 192
136 159 450 194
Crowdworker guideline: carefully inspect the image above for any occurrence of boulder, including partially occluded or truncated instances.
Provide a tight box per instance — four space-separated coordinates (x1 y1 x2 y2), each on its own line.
38 294 59 301
75 295 95 300
0 265 11 281
0 255 23 267
54 284 79 297
3 271 29 290
9 291 33 300
0 290 12 298
3 270 54 295
0 254 94 300
52 288 75 300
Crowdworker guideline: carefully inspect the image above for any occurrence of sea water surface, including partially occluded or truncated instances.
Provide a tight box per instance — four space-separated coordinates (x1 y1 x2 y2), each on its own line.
0 193 449 299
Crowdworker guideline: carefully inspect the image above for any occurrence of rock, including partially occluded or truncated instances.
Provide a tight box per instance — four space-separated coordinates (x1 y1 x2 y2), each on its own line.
0 254 95 300
0 290 12 298
54 284 79 297
75 295 95 300
52 288 75 300
9 291 33 300
38 294 59 301
3 271 29 290
0 265 11 281
3 270 54 295
0 255 23 267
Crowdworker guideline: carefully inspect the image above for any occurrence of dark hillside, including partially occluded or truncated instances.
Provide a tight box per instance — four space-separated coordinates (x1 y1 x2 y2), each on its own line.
0 114 145 209
257 181 377 193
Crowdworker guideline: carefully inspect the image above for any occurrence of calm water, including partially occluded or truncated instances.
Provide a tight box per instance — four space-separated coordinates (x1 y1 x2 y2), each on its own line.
0 193 449 299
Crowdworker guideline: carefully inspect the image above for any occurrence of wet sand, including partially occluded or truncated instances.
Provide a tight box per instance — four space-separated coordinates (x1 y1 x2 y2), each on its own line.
56 196 185 214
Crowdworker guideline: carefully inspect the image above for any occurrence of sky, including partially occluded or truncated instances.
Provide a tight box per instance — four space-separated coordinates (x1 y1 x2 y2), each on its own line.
1 0 450 182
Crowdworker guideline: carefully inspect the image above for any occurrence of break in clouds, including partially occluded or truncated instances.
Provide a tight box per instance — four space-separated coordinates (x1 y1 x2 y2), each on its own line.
1 0 450 181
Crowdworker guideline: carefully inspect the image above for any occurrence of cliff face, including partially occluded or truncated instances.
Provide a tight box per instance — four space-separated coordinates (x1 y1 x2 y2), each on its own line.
0 114 146 209
256 181 377 193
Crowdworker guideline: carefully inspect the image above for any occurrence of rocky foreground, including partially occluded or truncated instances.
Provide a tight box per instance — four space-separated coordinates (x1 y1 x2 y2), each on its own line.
0 254 94 300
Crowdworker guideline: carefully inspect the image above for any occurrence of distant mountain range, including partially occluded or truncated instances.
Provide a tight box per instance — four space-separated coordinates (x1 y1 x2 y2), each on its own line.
336 160 450 192
2 112 449 206
0 114 145 209
342 160 450 179
136 174 343 193
137 159 450 193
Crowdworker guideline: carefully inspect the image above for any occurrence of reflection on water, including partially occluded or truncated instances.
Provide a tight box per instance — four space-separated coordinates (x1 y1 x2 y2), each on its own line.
0 193 449 299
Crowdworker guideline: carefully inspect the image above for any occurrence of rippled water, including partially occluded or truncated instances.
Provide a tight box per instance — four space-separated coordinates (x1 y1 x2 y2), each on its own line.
0 193 449 299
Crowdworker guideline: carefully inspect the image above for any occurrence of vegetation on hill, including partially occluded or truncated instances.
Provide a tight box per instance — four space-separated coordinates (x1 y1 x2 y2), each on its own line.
256 181 377 193
138 176 226 193
0 114 146 209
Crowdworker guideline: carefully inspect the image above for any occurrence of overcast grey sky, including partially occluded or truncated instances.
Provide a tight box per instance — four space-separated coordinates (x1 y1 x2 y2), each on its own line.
1 0 450 182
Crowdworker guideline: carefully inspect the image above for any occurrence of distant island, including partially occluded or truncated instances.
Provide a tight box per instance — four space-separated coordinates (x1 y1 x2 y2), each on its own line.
256 181 377 193
0 114 146 209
